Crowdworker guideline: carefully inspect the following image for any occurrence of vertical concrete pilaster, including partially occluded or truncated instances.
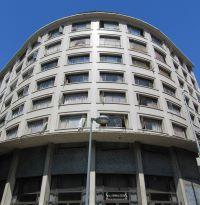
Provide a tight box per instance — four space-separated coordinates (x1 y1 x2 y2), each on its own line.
170 148 188 205
39 144 54 205
134 143 147 205
1 150 19 205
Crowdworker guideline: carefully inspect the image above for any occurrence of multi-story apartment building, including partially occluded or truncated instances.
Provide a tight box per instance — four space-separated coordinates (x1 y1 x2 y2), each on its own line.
0 12 199 205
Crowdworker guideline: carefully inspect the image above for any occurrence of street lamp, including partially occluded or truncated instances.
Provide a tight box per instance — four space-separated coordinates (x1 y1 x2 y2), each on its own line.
85 115 109 205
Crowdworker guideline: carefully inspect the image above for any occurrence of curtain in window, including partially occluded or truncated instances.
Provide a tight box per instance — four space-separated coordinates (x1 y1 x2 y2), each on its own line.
37 78 54 90
23 68 33 80
163 85 175 96
135 76 153 88
102 22 118 30
6 127 18 139
100 55 122 63
132 58 150 69
28 119 47 134
139 96 157 108
105 115 126 128
68 55 89 64
159 67 170 77
65 73 88 84
12 105 24 118
27 52 37 65
101 92 126 103
130 41 146 53
49 28 61 38
155 50 165 63
59 115 86 129
100 73 123 82
128 26 142 36
18 86 29 98
63 93 88 104
46 43 61 55
141 118 162 132
152 36 162 46
100 37 121 47
173 125 186 138
72 22 90 31
41 60 58 71
33 97 51 110
167 102 180 115
70 37 90 47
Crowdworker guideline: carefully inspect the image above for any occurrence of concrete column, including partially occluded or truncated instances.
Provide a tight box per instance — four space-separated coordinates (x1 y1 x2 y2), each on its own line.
89 142 96 205
1 150 19 205
134 143 147 205
38 144 54 205
170 148 188 205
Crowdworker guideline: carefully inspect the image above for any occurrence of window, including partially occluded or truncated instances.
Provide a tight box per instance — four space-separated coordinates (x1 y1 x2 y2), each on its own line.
163 84 176 97
19 51 26 62
140 117 162 132
31 40 40 50
100 21 119 30
59 114 87 129
41 59 58 72
70 36 90 48
188 86 193 95
27 118 48 134
193 103 199 113
129 40 146 53
0 94 3 103
99 35 121 48
127 25 143 36
0 116 6 128
5 98 12 108
100 72 124 83
100 54 122 64
134 76 154 88
27 52 37 66
183 70 187 80
32 96 52 110
62 92 88 104
37 77 55 90
10 81 17 92
184 96 190 106
178 57 183 67
17 85 29 98
68 54 90 64
72 21 90 31
132 57 151 69
186 65 192 73
101 114 127 128
155 50 166 63
100 91 126 103
191 78 196 89
45 41 61 55
197 94 200 103
173 62 179 70
137 94 158 108
167 101 181 116
151 35 163 47
16 65 22 75
178 79 184 88
159 66 171 78
12 104 24 118
48 27 63 39
22 67 33 80
65 73 88 84
173 124 186 138
190 113 195 122
6 126 18 139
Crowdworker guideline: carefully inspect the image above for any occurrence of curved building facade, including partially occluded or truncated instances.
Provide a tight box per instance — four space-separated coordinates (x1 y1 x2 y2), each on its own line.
0 12 200 205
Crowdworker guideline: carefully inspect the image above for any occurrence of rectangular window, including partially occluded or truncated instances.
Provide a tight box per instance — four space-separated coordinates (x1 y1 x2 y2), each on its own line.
31 41 40 50
72 21 91 31
45 42 61 55
127 25 143 36
22 68 33 80
41 59 58 72
6 126 18 139
62 92 88 104
184 96 190 106
141 117 162 132
16 65 22 75
100 54 122 64
173 124 187 138
130 40 146 53
27 52 37 66
27 118 48 134
33 96 52 110
99 35 121 48
65 73 88 84
178 79 184 88
5 98 12 108
100 91 126 103
193 103 198 113
135 76 154 88
163 84 176 97
155 50 166 63
37 77 55 90
68 54 90 64
0 116 6 128
12 104 24 118
173 62 179 70
17 85 29 98
167 101 181 116
132 57 151 69
137 95 158 108
159 66 171 78
191 78 196 89
49 27 63 39
101 114 127 128
197 94 200 103
151 35 163 47
183 70 187 80
178 57 183 67
10 81 17 92
188 86 193 95
100 72 124 83
59 114 87 129
70 36 90 48
190 113 195 122
100 21 119 30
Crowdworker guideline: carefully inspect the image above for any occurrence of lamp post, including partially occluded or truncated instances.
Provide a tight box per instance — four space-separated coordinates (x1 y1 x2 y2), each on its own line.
85 115 109 205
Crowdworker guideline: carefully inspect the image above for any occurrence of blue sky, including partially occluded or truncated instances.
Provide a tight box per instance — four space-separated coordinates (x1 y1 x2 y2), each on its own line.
0 0 200 84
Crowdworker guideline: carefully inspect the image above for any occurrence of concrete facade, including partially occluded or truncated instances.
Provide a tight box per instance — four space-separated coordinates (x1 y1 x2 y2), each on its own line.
0 12 200 205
